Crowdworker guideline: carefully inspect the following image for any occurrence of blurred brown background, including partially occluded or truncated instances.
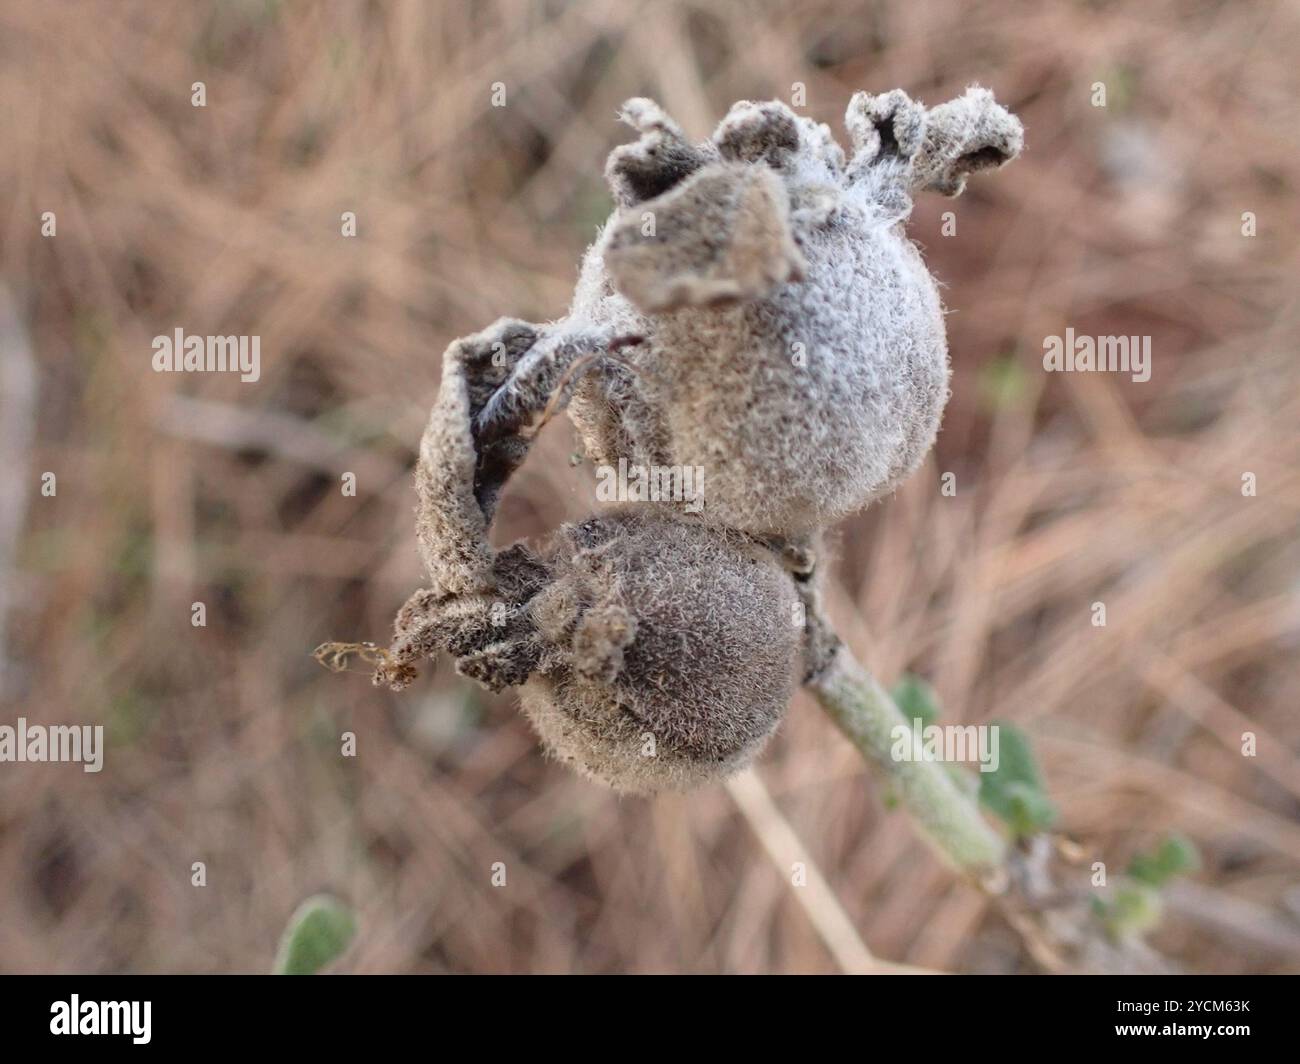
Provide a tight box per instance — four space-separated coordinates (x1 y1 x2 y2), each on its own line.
1 0 1297 974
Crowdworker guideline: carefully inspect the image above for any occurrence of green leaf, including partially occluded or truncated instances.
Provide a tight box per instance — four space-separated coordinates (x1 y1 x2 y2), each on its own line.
1001 781 1058 836
273 895 356 975
989 722 1043 787
978 722 1057 837
1128 834 1200 887
891 673 941 728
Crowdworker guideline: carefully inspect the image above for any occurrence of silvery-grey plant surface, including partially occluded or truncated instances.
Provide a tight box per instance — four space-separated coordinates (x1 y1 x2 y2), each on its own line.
476 86 1024 538
330 85 1024 778
319 88 1191 971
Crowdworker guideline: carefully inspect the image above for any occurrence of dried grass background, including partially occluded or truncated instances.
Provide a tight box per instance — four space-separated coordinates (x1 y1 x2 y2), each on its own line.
1 0 1297 974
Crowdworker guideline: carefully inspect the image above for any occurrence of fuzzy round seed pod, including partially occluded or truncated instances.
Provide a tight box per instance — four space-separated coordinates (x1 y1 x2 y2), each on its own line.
517 508 803 794
474 87 1023 537
378 508 804 794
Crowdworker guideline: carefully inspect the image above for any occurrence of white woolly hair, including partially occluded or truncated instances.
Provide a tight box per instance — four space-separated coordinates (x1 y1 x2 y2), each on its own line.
341 88 1025 794
485 87 1023 536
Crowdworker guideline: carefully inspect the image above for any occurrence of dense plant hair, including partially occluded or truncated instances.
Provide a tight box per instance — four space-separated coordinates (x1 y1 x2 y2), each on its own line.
481 87 1023 536
362 315 806 793
327 89 1023 792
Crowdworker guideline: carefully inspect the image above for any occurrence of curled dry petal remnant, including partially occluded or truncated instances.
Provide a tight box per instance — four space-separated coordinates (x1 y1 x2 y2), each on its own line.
318 87 1023 794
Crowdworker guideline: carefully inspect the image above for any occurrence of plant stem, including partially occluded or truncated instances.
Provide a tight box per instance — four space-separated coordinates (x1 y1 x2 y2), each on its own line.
808 646 1007 878
803 632 1169 971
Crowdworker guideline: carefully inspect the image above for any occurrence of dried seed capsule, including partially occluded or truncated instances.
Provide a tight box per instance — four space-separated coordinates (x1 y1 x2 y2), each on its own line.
475 89 1023 537
518 509 803 794
376 508 805 794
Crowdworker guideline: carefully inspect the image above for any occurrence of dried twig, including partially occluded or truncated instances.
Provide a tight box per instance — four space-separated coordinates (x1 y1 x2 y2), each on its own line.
725 768 941 975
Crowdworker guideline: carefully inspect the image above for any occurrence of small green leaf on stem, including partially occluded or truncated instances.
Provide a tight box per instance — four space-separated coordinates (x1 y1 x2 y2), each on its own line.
1128 834 1200 887
978 722 1057 837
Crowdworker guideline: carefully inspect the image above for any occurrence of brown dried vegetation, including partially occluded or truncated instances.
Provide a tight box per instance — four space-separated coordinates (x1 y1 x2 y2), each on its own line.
0 0 1297 973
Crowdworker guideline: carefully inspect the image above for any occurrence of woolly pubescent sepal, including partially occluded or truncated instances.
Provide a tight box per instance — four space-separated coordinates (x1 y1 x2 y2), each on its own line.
519 509 802 795
604 161 806 314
